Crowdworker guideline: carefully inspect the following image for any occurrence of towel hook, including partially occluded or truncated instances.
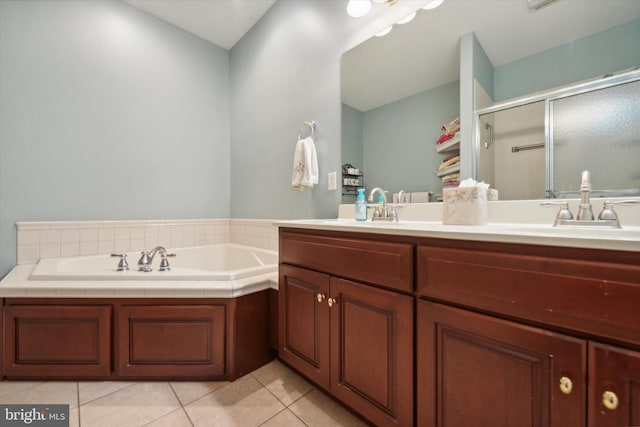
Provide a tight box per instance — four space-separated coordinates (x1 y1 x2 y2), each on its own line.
298 120 316 140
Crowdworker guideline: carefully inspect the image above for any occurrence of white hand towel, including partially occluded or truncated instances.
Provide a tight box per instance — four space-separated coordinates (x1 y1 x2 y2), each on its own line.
291 136 318 191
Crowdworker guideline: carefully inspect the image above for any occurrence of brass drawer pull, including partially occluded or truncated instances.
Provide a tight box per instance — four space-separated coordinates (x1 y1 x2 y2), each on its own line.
602 390 619 410
559 376 573 394
327 297 337 308
316 293 325 303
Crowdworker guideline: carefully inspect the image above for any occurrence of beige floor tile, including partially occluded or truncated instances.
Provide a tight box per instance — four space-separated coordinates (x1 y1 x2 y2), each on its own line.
80 382 180 427
289 389 367 427
69 407 80 427
260 409 307 427
78 381 137 405
169 380 229 406
0 381 78 409
0 381 42 400
251 360 313 406
144 407 193 427
185 375 285 427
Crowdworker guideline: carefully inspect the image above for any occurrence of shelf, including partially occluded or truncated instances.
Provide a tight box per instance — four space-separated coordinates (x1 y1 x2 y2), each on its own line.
435 135 460 153
436 164 460 177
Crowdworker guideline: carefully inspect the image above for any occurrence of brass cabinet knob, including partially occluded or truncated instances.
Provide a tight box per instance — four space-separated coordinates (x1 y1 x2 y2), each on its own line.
559 376 573 394
316 293 325 303
327 297 337 308
602 390 619 410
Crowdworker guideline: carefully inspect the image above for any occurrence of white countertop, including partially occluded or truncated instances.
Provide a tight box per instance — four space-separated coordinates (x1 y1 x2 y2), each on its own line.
276 219 640 252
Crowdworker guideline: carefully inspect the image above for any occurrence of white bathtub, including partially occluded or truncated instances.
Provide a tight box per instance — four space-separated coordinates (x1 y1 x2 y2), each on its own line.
30 244 278 281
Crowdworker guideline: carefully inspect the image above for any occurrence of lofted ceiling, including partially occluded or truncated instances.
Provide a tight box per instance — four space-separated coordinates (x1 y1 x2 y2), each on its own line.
122 0 277 50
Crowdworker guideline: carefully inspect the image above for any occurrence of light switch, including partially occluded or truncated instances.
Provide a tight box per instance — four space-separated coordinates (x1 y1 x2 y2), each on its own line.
328 172 337 190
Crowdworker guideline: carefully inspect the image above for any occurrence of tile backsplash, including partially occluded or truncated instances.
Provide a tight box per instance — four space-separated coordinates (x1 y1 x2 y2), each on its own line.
16 219 278 265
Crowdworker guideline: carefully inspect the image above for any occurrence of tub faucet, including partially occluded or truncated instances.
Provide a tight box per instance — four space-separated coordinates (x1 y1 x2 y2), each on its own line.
137 246 176 272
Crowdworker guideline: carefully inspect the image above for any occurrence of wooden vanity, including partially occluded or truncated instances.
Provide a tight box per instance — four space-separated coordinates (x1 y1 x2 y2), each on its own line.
278 225 640 427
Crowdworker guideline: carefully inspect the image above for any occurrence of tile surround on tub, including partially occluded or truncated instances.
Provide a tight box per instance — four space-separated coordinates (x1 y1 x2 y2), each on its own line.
16 219 279 265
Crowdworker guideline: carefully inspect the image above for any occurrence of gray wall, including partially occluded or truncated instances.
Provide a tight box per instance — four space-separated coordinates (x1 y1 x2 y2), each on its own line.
0 0 230 275
346 82 459 197
341 104 363 202
494 18 640 101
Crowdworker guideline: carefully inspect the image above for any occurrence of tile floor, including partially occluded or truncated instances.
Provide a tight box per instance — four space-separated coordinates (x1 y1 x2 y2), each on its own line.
0 360 368 427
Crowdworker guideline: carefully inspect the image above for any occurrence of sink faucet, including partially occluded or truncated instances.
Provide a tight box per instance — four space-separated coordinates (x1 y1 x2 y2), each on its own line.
137 246 175 272
367 187 398 222
576 170 594 220
541 170 639 228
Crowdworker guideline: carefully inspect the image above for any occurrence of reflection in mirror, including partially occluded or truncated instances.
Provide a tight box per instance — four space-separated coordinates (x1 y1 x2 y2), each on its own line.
477 69 640 200
342 0 640 202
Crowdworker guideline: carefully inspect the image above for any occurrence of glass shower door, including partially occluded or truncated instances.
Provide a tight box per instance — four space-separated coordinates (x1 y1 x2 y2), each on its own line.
551 79 640 198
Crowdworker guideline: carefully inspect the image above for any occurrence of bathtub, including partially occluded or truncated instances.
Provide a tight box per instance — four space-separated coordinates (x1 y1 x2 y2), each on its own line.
30 243 278 281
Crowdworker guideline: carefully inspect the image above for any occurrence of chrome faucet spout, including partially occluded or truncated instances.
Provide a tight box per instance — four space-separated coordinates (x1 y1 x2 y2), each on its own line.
137 246 175 272
576 170 594 220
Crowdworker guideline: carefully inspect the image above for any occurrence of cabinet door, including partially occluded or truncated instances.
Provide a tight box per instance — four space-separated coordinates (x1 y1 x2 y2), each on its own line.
116 305 226 378
330 277 414 427
417 300 586 427
279 264 330 389
4 305 111 378
589 342 640 427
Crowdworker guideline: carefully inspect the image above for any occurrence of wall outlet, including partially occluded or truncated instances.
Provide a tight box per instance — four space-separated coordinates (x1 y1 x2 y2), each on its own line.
328 172 337 190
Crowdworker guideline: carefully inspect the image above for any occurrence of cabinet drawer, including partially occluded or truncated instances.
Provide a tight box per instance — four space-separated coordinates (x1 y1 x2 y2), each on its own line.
280 230 413 293
417 245 640 346
4 305 111 378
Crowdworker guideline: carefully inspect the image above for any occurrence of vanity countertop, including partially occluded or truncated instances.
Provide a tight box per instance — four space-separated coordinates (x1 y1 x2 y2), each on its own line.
275 219 640 252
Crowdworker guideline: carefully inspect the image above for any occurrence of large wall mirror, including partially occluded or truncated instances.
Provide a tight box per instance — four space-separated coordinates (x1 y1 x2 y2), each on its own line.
341 0 640 202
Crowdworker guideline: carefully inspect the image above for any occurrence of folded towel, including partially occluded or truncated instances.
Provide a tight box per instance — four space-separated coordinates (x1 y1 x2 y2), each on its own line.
441 118 460 134
291 136 318 191
437 155 460 171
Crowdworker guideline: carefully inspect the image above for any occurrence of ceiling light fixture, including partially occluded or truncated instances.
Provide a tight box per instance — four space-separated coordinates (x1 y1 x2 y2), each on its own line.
396 11 416 24
347 0 372 18
375 26 393 37
422 0 444 10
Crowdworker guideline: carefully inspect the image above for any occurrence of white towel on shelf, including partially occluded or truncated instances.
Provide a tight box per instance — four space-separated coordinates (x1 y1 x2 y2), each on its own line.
291 136 318 191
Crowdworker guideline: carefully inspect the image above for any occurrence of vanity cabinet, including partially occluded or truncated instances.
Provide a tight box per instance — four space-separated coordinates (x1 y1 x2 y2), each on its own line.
279 229 414 427
416 242 640 427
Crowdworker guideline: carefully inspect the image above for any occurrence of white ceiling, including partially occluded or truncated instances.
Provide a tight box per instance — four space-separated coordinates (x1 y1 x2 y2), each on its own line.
123 0 277 49
342 0 640 111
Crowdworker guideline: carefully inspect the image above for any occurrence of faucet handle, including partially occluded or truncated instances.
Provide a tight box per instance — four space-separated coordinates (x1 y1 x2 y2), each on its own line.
110 253 129 271
598 200 640 221
540 201 574 220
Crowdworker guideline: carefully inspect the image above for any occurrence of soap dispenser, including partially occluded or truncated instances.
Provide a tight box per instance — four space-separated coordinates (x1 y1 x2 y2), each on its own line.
355 188 367 221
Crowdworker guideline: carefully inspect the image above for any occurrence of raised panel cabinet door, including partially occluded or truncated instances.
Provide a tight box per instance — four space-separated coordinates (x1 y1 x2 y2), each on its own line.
417 300 586 427
329 277 414 427
589 342 640 427
4 305 111 378
279 264 331 389
116 305 226 378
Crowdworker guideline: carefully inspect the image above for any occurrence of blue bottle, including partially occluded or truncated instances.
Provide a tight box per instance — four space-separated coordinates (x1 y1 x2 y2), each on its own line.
355 188 367 221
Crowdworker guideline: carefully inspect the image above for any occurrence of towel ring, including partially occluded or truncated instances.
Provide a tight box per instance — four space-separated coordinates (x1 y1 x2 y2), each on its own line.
298 121 316 140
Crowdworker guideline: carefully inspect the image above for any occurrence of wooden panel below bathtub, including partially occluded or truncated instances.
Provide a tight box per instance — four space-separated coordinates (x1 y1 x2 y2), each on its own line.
116 305 226 378
230 290 276 380
3 305 111 378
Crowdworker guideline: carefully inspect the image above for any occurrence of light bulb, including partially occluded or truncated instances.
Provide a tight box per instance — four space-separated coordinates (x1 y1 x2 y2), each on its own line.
396 11 416 24
375 26 393 37
347 0 372 18
422 0 444 10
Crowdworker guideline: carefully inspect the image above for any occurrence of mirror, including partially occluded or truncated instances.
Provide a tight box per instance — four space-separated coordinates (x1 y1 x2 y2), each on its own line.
341 0 640 202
